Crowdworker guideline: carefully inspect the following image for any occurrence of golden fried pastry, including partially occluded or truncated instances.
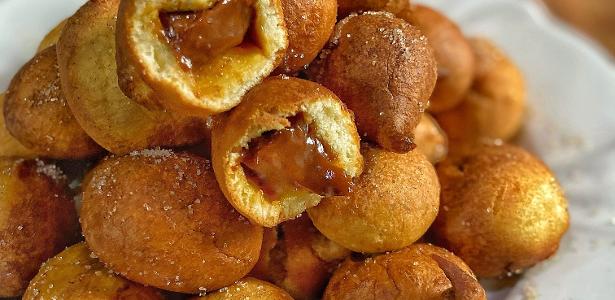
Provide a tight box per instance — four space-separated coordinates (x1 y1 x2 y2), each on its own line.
37 19 67 52
251 215 350 300
399 5 475 112
116 0 288 116
0 93 38 158
337 0 408 17
308 145 440 253
436 38 526 156
0 158 79 297
23 242 163 300
309 12 437 153
4 46 104 159
81 150 263 293
323 244 486 300
276 0 337 73
57 0 206 155
433 145 570 278
192 278 293 300
212 77 363 227
414 113 448 164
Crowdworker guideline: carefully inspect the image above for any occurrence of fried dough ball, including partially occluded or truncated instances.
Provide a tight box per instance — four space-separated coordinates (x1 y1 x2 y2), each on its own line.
37 19 67 52
276 0 338 74
323 244 486 300
414 113 448 164
308 145 440 253
309 12 437 153
80 150 263 293
433 145 570 278
57 0 206 154
191 278 293 300
4 46 104 159
436 38 526 156
337 0 408 17
0 93 38 158
251 215 351 299
23 242 163 300
399 5 475 112
0 158 79 297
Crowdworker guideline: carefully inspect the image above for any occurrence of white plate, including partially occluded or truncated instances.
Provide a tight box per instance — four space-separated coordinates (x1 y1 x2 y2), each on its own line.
1 0 615 298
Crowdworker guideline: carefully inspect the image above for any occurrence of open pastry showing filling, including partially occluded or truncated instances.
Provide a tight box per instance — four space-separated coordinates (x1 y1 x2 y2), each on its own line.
212 77 364 227
116 0 288 116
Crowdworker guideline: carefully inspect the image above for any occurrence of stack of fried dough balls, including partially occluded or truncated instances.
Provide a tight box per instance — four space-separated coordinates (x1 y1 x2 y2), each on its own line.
0 0 570 299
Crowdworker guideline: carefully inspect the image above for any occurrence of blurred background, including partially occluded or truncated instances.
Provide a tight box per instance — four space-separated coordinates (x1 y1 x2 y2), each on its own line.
542 0 615 57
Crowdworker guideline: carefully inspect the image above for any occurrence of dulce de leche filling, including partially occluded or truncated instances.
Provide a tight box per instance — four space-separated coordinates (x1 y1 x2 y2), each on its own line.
159 0 256 70
241 115 353 200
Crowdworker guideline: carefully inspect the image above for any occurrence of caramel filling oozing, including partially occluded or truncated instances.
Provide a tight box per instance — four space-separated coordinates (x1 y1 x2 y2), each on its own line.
159 0 255 70
242 115 353 200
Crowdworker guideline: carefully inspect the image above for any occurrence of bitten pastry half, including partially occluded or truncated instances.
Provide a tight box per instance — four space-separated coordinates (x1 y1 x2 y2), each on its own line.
0 93 38 158
116 0 288 116
309 12 437 153
191 278 293 300
433 145 569 278
57 0 206 155
23 242 163 300
4 46 104 159
81 150 263 293
0 158 79 297
308 144 440 253
212 76 363 227
399 5 475 113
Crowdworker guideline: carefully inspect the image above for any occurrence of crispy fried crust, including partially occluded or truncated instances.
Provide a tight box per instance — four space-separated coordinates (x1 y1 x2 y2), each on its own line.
433 145 569 278
309 12 437 153
212 76 363 227
80 151 263 293
37 19 67 52
250 215 350 300
4 46 103 159
275 0 338 73
0 93 38 159
414 113 448 164
308 145 439 253
57 0 206 155
23 242 163 300
191 278 293 300
435 38 526 157
337 0 408 17
399 5 475 113
116 0 288 116
323 244 483 299
0 158 79 297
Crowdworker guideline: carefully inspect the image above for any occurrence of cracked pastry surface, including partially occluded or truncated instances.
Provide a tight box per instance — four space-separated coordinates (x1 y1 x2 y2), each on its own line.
80 150 263 293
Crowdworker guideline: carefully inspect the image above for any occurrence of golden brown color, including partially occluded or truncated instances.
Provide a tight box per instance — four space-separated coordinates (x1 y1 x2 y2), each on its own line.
399 5 475 112
116 0 288 116
37 19 67 52
4 46 103 159
57 0 206 154
436 38 525 157
308 145 440 253
337 0 408 17
212 76 363 227
0 93 38 158
276 0 338 73
309 12 437 153
251 215 350 299
323 244 485 299
0 158 79 297
433 145 570 278
80 151 263 293
23 242 163 300
414 113 448 164
192 278 293 300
